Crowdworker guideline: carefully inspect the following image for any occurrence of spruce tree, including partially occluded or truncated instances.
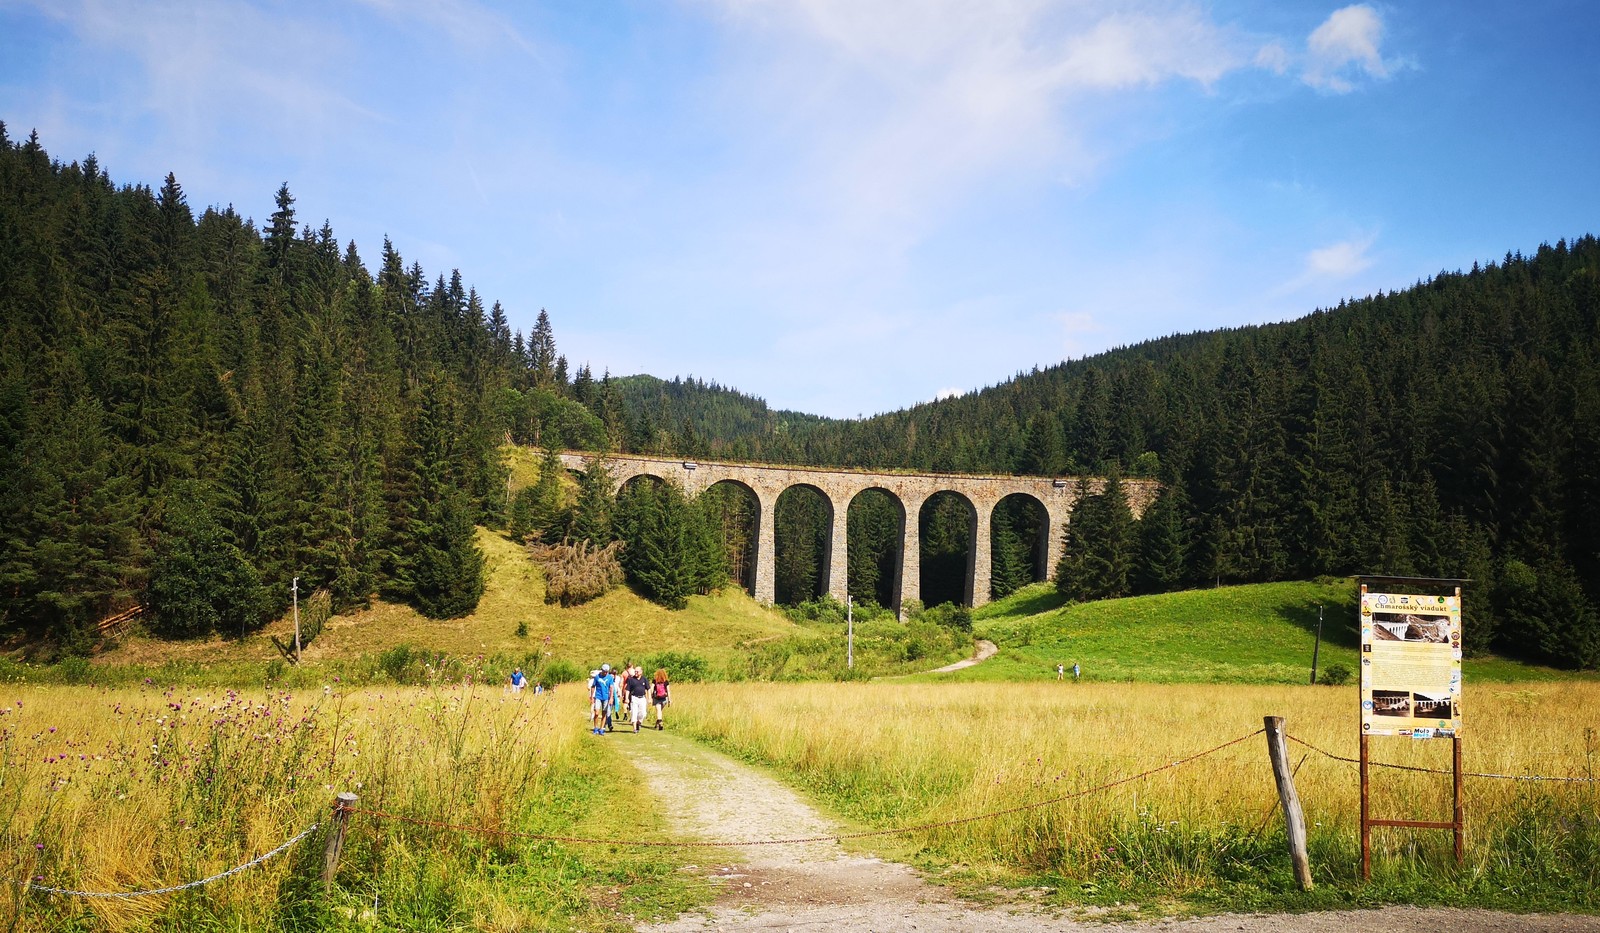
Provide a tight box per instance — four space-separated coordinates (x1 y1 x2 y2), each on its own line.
1136 487 1187 594
571 456 614 544
148 482 268 638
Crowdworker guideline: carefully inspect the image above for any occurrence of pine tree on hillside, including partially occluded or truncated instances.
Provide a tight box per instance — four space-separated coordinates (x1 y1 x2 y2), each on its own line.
147 482 268 639
571 456 614 545
1136 486 1187 594
387 374 485 618
1055 479 1099 601
1096 469 1137 599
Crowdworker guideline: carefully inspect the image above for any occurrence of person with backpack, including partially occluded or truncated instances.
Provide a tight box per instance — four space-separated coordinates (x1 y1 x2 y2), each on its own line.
650 668 670 730
588 664 614 735
624 666 650 732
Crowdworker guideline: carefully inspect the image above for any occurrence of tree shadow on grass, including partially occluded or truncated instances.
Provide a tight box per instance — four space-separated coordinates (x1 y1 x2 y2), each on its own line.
1277 594 1360 647
979 584 1068 620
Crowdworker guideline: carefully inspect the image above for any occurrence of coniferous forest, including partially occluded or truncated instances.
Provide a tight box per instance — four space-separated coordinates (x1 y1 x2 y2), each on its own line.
0 128 638 649
622 241 1600 668
4 127 1600 668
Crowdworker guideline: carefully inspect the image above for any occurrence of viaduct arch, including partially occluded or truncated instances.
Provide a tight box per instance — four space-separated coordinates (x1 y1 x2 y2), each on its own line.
560 453 1159 613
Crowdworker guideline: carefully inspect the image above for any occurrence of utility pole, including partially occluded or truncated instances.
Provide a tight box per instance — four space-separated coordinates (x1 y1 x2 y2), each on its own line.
844 595 857 668
1309 604 1323 685
293 576 302 665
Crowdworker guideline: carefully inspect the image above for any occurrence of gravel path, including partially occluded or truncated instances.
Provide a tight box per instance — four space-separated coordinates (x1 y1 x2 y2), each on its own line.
616 729 1598 932
928 639 997 673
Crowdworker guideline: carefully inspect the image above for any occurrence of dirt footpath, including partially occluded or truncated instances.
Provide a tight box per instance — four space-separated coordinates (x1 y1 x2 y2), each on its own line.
928 639 998 673
616 730 1598 933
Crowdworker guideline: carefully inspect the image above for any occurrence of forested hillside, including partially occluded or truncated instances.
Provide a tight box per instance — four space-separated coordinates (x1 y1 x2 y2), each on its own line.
5 124 1598 669
0 128 624 648
642 239 1600 667
610 374 830 459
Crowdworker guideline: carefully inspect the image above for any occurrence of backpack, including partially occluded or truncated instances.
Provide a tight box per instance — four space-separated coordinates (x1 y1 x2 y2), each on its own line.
653 680 668 699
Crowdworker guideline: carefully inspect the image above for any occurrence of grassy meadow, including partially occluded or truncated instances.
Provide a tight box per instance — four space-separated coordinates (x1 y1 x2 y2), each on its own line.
674 680 1600 913
955 579 1578 685
1 681 702 931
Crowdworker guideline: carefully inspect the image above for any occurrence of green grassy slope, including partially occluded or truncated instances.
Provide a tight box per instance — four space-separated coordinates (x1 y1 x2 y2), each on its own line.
920 579 1578 685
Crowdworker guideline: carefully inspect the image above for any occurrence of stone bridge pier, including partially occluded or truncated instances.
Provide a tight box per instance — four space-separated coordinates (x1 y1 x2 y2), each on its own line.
559 453 1157 615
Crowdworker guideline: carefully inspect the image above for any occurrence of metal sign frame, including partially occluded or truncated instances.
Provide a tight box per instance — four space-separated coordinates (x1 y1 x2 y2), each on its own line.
1356 575 1467 880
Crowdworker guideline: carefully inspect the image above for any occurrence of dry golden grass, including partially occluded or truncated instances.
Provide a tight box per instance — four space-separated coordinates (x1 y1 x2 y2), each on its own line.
674 681 1600 889
1 680 587 930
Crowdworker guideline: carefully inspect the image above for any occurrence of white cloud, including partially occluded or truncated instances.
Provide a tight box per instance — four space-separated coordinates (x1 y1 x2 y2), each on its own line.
1305 235 1376 278
17 0 380 177
934 387 966 400
1254 40 1290 76
1302 4 1392 93
701 1 1252 240
1270 234 1378 300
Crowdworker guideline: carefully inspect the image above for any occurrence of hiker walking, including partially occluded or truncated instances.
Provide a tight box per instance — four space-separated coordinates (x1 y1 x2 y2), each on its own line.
609 664 625 724
651 668 670 730
1056 663 1064 681
589 664 614 735
510 667 526 694
1072 661 1080 682
624 666 650 732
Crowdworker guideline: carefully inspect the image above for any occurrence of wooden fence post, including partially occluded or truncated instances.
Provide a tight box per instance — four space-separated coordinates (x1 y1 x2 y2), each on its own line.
1263 716 1314 890
322 791 358 892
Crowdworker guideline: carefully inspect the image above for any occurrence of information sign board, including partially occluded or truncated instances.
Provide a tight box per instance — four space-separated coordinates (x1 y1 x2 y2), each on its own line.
1359 591 1462 737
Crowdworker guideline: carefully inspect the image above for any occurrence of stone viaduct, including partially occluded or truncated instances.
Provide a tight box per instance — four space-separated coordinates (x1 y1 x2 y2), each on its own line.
560 453 1159 613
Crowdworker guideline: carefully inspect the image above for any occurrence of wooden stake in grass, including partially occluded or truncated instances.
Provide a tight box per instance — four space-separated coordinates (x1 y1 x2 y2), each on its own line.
1263 716 1313 890
323 791 359 892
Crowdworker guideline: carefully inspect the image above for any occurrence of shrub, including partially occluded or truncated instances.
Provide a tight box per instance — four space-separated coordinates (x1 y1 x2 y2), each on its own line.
913 601 972 632
539 658 584 684
640 650 711 683
300 588 332 649
528 539 624 607
57 656 91 685
378 644 418 682
1318 662 1352 686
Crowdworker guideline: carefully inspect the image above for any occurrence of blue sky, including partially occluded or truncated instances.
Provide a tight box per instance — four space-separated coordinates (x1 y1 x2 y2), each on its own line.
3 1 1597 419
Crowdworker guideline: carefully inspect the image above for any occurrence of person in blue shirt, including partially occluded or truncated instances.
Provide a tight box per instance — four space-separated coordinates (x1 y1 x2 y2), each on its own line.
510 667 526 694
589 664 614 735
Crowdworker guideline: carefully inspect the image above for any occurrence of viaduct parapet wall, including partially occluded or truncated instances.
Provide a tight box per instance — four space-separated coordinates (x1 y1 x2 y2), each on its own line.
559 452 1158 614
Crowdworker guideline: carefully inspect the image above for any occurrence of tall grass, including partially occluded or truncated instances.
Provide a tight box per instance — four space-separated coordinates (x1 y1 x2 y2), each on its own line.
0 681 683 930
673 681 1600 909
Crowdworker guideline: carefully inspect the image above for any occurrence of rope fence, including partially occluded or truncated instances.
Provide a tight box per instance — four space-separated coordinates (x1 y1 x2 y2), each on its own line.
19 725 1597 899
19 823 319 899
350 728 1267 848
1286 734 1600 784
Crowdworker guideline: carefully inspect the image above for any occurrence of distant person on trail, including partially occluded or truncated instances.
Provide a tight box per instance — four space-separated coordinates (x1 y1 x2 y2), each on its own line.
589 664 614 735
624 667 649 732
510 667 526 694
1073 661 1080 682
1056 663 1064 681
651 668 670 729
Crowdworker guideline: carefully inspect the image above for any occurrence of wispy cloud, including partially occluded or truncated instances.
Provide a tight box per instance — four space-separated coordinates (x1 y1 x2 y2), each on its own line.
354 0 542 57
702 0 1253 242
1306 235 1377 278
1302 4 1395 93
1271 233 1379 299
